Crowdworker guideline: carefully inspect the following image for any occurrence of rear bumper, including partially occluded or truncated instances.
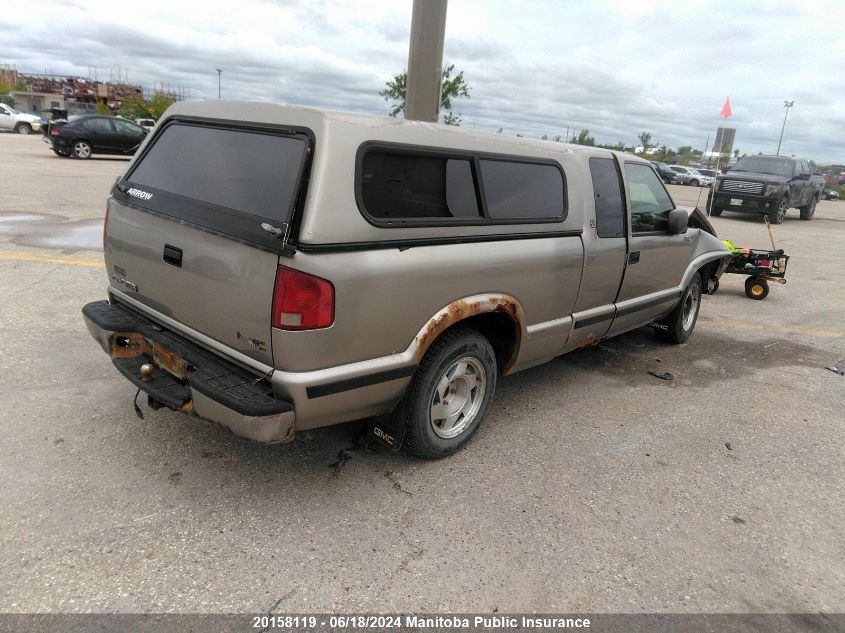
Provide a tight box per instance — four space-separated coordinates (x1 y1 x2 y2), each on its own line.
82 300 296 444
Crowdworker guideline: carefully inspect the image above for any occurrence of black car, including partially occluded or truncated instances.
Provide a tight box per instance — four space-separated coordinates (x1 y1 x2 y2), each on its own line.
48 115 147 159
650 161 680 184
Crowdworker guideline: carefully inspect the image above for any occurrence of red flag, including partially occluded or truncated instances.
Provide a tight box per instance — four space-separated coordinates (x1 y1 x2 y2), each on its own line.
720 97 732 118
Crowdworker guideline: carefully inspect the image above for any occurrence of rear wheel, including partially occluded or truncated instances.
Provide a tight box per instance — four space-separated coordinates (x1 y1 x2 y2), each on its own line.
656 274 703 344
14 122 32 135
397 326 497 459
800 196 817 221
72 140 92 159
745 277 769 300
690 179 699 187
771 196 788 224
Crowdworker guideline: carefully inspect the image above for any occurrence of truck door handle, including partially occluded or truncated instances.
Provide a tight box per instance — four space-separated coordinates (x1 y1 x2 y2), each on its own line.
628 251 640 264
163 244 183 268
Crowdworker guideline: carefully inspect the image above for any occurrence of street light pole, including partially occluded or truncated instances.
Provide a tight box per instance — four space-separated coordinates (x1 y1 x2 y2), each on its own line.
776 100 794 156
404 0 448 122
216 69 222 100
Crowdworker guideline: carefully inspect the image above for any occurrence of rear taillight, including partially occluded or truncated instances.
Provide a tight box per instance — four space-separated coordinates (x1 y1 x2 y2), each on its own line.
272 266 334 330
103 205 109 253
50 126 61 137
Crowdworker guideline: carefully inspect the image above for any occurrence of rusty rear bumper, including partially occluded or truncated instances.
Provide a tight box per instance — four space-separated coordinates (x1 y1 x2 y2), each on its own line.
82 300 295 444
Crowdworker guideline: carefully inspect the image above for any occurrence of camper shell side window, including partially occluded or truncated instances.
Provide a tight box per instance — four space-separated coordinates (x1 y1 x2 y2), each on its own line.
356 142 567 228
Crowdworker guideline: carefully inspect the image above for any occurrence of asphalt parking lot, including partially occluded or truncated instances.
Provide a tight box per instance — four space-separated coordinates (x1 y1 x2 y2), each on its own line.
0 133 842 614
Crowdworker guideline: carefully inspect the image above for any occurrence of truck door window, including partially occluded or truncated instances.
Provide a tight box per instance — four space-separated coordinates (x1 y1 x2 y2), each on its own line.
589 157 625 238
624 163 674 234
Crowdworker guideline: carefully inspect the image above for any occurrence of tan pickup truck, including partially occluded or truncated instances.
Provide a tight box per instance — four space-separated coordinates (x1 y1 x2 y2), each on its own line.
83 101 729 458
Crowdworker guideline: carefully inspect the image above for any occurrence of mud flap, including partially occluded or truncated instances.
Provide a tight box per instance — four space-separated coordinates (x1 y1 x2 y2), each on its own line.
368 413 408 452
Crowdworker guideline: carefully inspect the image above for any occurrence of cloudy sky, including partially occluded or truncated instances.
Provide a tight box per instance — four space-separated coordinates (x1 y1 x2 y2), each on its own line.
4 0 844 163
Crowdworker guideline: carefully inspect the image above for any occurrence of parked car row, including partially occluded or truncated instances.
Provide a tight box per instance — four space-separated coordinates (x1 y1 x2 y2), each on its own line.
649 162 716 187
41 114 148 159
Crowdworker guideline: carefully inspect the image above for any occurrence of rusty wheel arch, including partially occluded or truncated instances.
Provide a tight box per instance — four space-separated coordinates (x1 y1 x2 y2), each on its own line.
412 295 525 375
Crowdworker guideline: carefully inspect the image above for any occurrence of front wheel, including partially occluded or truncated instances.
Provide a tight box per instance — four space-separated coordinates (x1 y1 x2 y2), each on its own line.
396 326 497 459
689 179 699 187
71 140 92 159
656 275 702 344
771 196 789 224
14 123 32 135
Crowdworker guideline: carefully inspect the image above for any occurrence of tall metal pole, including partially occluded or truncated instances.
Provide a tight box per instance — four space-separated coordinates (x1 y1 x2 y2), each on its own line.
404 0 448 122
776 100 794 156
216 69 222 100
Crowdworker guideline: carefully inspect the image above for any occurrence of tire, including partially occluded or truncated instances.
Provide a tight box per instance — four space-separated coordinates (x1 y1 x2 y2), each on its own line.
711 207 723 216
71 140 92 159
745 277 769 300
690 179 699 187
656 274 703 344
800 196 817 221
14 123 32 135
770 196 788 224
396 326 497 459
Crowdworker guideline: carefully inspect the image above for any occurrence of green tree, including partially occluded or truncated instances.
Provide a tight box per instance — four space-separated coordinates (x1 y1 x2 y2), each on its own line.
380 64 470 126
118 96 149 121
638 131 652 152
15 79 27 91
0 78 11 95
96 101 111 115
148 93 174 119
574 129 595 146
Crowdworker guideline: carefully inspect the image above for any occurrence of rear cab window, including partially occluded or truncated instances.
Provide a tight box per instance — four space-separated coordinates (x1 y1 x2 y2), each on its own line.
589 157 625 238
357 144 566 226
118 120 311 251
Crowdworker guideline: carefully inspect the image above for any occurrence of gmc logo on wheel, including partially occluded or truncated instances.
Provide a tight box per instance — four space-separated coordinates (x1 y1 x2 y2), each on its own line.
127 188 153 201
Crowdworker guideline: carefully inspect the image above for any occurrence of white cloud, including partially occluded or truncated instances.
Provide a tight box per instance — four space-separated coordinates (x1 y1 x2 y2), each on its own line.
2 0 843 162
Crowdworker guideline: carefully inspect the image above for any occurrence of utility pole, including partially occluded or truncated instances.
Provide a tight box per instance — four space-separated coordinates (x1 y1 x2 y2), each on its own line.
216 69 222 100
404 0 448 122
776 100 794 156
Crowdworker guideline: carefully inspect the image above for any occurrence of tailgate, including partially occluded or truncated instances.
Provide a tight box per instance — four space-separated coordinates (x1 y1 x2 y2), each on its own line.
105 119 311 366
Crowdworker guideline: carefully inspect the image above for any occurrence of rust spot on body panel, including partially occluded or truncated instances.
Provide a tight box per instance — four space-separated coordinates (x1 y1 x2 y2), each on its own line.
415 295 524 374
152 341 191 380
109 332 149 358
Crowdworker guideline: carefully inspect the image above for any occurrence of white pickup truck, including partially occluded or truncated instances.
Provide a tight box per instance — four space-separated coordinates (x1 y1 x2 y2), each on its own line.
0 103 43 134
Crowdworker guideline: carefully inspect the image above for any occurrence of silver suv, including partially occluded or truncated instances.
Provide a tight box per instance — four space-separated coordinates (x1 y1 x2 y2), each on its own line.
83 101 729 458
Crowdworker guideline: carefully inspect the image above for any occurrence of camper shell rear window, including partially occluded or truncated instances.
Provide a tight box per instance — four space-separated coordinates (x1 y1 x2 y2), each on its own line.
356 143 567 227
117 119 311 252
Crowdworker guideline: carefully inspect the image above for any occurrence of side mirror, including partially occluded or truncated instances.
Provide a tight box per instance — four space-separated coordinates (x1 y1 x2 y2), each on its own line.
668 208 689 235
